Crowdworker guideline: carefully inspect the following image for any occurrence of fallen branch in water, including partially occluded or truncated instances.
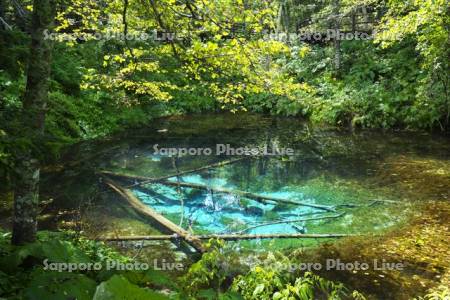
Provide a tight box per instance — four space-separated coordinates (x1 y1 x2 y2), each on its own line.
334 199 401 209
98 232 354 241
137 185 250 216
98 166 335 211
156 180 335 212
98 156 248 187
237 212 346 234
218 211 324 234
99 171 153 182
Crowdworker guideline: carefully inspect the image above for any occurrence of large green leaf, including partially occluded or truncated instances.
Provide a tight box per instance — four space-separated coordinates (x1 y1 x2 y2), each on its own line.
93 275 170 300
0 242 42 273
23 271 96 300
141 269 176 289
0 239 90 273
40 240 90 263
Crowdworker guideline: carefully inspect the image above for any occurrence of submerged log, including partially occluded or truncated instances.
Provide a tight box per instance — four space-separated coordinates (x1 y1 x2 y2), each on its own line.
334 199 400 208
99 233 353 242
157 180 335 212
135 186 177 205
100 171 154 182
99 157 247 186
98 167 335 211
238 212 346 234
103 178 205 253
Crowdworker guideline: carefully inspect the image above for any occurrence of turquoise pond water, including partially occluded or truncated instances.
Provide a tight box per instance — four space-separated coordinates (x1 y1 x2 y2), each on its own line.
133 172 323 235
92 114 449 246
128 155 407 239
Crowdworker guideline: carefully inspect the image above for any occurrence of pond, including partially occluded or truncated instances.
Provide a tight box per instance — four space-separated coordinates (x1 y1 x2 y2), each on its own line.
70 113 449 251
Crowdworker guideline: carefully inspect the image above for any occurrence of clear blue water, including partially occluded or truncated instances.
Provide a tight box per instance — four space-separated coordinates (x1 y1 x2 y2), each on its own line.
134 155 370 238
95 114 449 246
133 170 326 235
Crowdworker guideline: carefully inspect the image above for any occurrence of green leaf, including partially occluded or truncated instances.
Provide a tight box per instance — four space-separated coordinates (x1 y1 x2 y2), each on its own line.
219 291 244 300
253 283 265 295
93 275 170 300
0 242 42 273
0 239 90 273
23 271 96 300
142 269 176 289
40 240 91 263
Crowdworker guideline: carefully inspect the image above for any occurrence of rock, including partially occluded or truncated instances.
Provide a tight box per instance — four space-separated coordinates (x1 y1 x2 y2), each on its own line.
245 206 264 216
293 224 307 234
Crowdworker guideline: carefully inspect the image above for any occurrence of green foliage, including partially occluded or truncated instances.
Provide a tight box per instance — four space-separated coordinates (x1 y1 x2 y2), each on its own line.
180 239 231 297
1 0 449 189
0 70 24 109
68 233 129 265
2 0 449 298
0 270 9 296
271 35 449 130
374 0 450 129
0 30 29 78
232 266 364 300
232 265 285 299
272 272 357 300
0 230 173 299
179 242 367 299
414 286 450 300
51 44 83 95
23 270 97 300
44 90 144 141
92 275 170 300
0 231 95 274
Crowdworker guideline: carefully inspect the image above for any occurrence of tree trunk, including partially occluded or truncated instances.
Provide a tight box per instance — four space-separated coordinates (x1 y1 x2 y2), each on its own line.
11 158 40 245
361 6 369 32
351 12 356 33
12 0 55 245
276 0 290 40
